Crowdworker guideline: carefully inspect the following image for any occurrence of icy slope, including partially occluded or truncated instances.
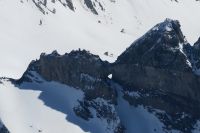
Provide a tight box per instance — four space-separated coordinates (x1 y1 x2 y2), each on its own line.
0 78 190 133
1 0 200 79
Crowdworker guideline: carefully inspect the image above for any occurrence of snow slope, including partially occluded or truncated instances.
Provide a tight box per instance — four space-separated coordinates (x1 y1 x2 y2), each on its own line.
0 76 121 133
0 80 171 133
112 82 181 133
1 77 200 133
0 70 120 133
0 79 86 133
0 0 200 79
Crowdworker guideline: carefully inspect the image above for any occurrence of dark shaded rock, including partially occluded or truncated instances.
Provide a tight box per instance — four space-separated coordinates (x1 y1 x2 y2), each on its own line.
0 123 9 133
32 0 75 15
111 19 200 132
192 38 200 70
18 50 117 103
112 64 200 102
73 97 123 132
184 37 200 74
65 0 74 11
112 19 200 103
73 100 93 120
15 50 120 130
32 0 46 14
116 19 190 72
98 2 105 11
84 0 98 15
12 19 200 133
123 88 200 132
30 0 107 15
58 0 74 11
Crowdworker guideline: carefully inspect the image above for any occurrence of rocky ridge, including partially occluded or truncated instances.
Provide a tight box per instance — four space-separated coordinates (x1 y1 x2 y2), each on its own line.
8 19 200 133
29 0 107 15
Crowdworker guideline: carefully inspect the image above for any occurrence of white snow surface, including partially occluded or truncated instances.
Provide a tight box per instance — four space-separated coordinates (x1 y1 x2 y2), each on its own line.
0 79 159 133
0 0 200 79
0 79 86 133
0 73 119 133
0 77 200 133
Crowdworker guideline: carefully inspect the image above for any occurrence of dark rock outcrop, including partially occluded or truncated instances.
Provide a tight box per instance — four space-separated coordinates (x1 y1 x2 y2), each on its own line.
192 38 200 71
14 19 200 133
32 0 75 14
184 37 200 74
115 19 190 71
30 0 106 15
58 0 74 11
84 0 98 15
0 121 9 133
16 50 122 132
112 19 200 103
111 19 200 132
19 49 116 103
0 126 9 133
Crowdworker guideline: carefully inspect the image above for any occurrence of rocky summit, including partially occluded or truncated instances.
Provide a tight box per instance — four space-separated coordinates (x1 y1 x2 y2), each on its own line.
6 19 200 133
112 19 200 132
113 19 200 102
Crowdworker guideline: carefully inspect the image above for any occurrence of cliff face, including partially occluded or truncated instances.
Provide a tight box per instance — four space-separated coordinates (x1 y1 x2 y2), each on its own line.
14 19 200 133
115 19 189 71
110 19 200 132
112 19 200 103
19 50 116 103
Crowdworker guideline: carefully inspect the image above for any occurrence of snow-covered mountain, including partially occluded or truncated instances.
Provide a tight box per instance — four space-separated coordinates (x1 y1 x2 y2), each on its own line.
1 0 200 133
1 0 200 79
1 19 200 133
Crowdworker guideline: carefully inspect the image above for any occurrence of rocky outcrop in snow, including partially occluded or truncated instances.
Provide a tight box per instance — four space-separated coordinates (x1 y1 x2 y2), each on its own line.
29 0 106 15
111 19 200 133
19 50 116 102
112 19 200 102
11 19 200 133
15 50 122 132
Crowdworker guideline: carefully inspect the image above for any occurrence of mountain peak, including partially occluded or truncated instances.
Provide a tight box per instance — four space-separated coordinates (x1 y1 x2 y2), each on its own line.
6 19 200 133
116 19 191 72
147 18 186 47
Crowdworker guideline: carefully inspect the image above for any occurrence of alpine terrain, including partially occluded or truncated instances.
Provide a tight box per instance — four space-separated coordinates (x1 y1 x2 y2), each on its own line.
0 0 200 133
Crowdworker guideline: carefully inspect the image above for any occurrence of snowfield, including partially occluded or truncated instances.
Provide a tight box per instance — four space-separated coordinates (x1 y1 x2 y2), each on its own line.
1 0 200 79
1 77 200 133
0 79 86 133
0 79 165 133
1 0 200 132
0 73 119 133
